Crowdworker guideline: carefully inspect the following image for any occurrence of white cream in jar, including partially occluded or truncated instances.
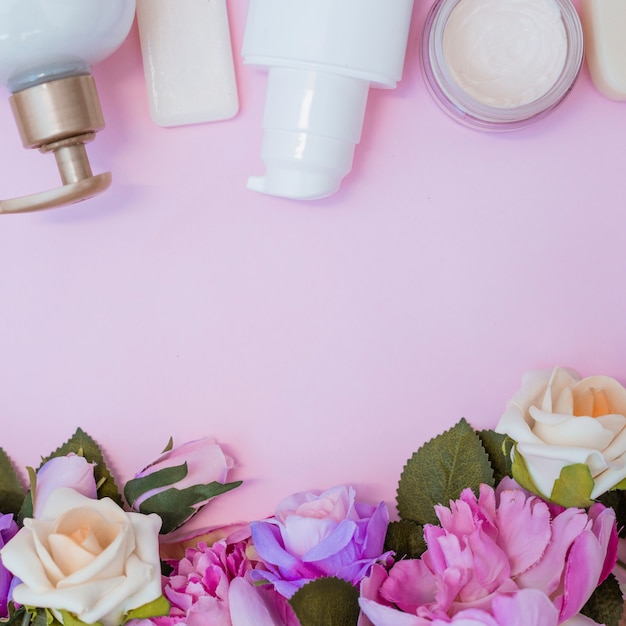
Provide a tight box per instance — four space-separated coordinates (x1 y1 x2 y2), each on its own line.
442 0 568 108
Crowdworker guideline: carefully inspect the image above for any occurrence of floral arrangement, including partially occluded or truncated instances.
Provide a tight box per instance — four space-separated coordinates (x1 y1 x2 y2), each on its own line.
0 366 625 626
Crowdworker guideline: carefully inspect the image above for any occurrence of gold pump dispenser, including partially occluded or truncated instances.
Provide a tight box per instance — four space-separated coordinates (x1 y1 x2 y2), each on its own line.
0 74 111 214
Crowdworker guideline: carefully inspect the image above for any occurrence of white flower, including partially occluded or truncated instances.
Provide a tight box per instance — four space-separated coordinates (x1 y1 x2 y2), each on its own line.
496 367 626 500
1 487 162 626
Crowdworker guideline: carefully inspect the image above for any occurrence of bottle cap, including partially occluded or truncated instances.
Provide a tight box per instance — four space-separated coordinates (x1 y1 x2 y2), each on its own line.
1 74 111 214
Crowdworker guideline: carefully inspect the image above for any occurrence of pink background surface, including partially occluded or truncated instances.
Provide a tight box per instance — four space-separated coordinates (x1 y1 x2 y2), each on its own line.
0 0 625 530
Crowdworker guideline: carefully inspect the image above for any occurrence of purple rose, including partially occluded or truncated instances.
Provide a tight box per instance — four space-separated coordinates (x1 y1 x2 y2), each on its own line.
250 485 391 598
0 513 18 617
34 454 97 517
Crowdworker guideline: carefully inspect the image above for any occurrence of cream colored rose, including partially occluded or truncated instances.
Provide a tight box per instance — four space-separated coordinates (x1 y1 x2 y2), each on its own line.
496 367 626 500
1 487 162 626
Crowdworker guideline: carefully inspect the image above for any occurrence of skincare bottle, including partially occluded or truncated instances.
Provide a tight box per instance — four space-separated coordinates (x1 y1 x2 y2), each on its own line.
136 0 239 126
0 0 135 214
581 0 626 100
242 0 415 201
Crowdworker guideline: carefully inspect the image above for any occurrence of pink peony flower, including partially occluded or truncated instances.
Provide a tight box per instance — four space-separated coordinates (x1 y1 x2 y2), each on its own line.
359 481 617 626
250 485 391 598
148 532 298 626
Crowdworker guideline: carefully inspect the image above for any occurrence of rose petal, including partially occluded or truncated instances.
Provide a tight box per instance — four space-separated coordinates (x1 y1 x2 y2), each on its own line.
301 519 356 563
573 376 626 417
34 456 97 518
529 410 616 450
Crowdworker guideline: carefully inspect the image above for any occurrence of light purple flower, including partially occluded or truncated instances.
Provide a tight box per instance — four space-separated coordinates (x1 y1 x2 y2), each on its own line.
359 481 617 626
34 454 96 517
0 514 18 618
250 485 391 598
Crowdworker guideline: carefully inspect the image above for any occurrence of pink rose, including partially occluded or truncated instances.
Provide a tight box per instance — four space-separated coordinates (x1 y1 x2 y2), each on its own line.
251 485 391 598
34 454 97 517
359 481 617 626
125 439 240 534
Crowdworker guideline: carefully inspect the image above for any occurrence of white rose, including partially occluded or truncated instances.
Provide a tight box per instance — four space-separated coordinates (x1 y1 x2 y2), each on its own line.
1 487 162 626
496 367 626 500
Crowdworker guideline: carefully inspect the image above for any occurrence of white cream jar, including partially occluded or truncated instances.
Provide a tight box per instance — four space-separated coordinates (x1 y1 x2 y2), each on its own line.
421 0 583 130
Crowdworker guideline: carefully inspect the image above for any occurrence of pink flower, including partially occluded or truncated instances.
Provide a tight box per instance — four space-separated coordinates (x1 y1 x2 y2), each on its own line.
250 485 391 598
359 481 617 626
34 454 96 517
129 439 234 509
149 532 298 626
125 439 240 534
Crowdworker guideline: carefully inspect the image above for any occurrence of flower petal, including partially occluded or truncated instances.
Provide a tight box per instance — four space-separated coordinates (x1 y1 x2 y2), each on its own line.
495 489 551 575
229 577 283 626
491 589 558 626
359 597 425 626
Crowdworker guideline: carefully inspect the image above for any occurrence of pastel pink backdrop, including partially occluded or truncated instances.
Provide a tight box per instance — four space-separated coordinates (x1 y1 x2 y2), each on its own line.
0 0 624 531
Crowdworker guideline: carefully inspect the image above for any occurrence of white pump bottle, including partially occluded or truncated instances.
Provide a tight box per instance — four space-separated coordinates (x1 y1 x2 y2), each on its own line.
0 0 135 214
242 0 415 201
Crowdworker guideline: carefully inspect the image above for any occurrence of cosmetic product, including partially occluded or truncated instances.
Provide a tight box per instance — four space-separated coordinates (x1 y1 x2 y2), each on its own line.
0 0 135 214
581 0 626 100
422 0 583 131
136 0 239 127
242 0 414 201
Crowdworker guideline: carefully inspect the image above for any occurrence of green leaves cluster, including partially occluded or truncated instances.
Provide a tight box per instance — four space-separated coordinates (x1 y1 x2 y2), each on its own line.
2 595 170 626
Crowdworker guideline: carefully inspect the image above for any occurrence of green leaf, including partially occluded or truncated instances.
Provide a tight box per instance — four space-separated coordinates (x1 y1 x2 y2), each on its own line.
59 611 102 626
124 463 189 507
289 577 360 626
396 419 494 526
550 464 595 508
139 481 243 534
510 445 543 496
581 573 623 626
123 595 170 622
1 606 28 626
477 430 513 484
40 428 122 507
0 447 25 515
24 609 55 626
29 611 51 626
384 520 426 560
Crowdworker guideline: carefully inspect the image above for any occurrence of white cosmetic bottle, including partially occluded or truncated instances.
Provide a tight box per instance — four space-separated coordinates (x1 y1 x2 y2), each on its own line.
581 0 626 100
136 0 239 126
242 0 415 201
0 0 135 214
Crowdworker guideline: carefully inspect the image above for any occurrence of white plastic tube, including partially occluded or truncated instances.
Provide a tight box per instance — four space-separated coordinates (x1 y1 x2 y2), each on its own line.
136 0 239 126
242 0 415 200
